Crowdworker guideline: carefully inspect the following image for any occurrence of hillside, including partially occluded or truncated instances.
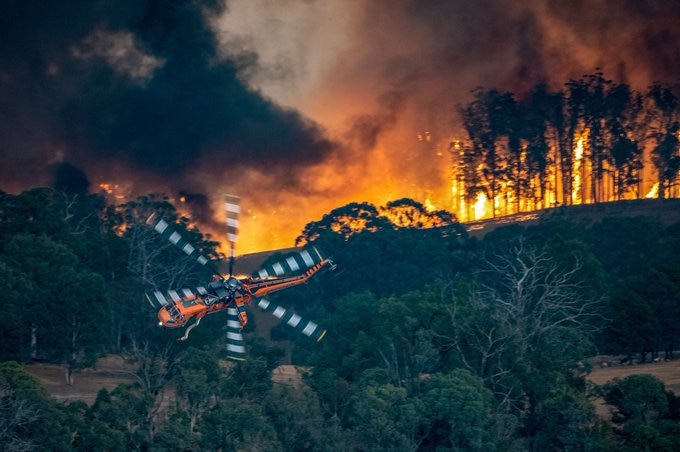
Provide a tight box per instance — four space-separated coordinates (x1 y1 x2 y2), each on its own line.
464 198 680 238
6 193 680 450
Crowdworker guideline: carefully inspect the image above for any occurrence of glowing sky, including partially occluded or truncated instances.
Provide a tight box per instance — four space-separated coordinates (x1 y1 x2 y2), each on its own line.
1 0 679 253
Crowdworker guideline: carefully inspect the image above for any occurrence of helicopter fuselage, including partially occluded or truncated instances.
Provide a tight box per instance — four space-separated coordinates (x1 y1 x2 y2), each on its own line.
157 258 332 329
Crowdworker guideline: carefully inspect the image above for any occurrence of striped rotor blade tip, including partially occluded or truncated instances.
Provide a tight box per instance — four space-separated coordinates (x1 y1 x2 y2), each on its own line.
253 247 324 279
255 298 327 341
147 215 211 267
225 308 247 360
225 195 240 246
146 291 167 308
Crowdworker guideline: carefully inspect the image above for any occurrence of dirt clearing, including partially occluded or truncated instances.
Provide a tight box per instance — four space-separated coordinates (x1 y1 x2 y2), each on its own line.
22 355 138 405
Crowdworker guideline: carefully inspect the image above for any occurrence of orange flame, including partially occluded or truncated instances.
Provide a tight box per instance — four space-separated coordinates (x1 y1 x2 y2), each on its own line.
572 130 587 204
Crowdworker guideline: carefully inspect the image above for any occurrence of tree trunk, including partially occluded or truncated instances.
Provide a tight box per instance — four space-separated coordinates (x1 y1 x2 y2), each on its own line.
65 363 74 385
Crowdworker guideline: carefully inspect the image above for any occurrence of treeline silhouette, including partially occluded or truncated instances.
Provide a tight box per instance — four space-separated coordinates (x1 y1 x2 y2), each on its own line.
1 188 680 450
454 72 680 219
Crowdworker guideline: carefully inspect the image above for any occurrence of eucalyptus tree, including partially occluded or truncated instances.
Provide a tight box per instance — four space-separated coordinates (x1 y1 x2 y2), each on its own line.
0 362 74 451
588 72 614 202
4 233 109 384
450 138 485 219
296 201 391 246
647 82 680 198
524 84 562 208
0 258 36 361
605 83 644 199
488 90 525 214
443 241 604 413
565 76 588 205
565 73 646 203
380 198 457 229
566 72 614 203
420 370 511 451
461 88 509 217
602 374 680 450
349 383 425 451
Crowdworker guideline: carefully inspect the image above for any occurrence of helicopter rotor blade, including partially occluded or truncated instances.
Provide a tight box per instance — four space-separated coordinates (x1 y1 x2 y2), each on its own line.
225 307 247 360
252 246 326 280
225 194 240 276
146 213 221 278
255 298 327 341
146 286 211 309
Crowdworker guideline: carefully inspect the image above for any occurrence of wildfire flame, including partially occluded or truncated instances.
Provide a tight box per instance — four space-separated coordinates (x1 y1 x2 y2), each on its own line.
424 197 436 212
474 192 487 220
645 182 659 199
572 130 586 204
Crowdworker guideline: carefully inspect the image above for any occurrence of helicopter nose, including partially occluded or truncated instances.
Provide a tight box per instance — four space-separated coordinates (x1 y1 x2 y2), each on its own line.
157 308 173 327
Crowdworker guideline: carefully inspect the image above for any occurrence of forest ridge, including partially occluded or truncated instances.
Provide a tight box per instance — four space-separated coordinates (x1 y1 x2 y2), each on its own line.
452 73 679 221
1 187 680 450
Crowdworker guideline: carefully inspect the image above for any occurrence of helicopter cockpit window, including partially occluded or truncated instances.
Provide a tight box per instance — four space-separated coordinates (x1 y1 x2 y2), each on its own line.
167 304 181 319
181 298 196 308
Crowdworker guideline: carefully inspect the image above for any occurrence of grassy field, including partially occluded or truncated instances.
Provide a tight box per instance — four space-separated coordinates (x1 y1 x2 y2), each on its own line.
588 359 680 394
23 354 680 408
23 355 138 404
587 359 680 420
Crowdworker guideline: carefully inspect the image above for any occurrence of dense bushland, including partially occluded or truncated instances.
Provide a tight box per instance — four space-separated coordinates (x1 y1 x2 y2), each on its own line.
1 188 679 450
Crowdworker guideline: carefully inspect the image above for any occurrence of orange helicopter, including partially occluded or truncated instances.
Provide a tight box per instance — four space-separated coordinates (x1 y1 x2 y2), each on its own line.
145 195 335 360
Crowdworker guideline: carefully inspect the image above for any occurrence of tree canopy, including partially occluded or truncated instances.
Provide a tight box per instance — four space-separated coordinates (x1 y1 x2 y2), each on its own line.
1 185 680 450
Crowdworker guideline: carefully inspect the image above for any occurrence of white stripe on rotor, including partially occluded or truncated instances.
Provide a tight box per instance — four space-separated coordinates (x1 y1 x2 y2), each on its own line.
226 218 239 228
272 262 285 276
197 256 208 265
182 243 195 255
154 291 168 306
154 219 169 233
258 269 269 279
287 314 302 328
300 250 314 267
226 331 242 341
182 288 193 297
168 290 180 302
168 231 181 244
272 306 286 318
302 322 318 336
286 256 300 272
257 299 270 309
227 320 241 329
226 344 246 353
225 203 240 213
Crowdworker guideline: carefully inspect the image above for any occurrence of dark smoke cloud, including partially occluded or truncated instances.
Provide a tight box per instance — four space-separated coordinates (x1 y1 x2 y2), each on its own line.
347 0 680 117
177 190 220 234
3 0 680 251
309 0 680 202
52 162 90 195
0 0 335 193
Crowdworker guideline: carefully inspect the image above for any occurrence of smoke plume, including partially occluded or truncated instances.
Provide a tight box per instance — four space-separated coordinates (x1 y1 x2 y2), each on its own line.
2 0 679 252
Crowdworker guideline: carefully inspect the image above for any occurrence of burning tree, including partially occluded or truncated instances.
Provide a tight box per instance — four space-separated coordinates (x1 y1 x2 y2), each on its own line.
454 72 680 221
